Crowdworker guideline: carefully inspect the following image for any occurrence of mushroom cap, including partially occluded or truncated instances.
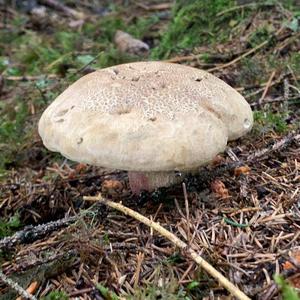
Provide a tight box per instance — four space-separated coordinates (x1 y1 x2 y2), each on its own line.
39 61 253 172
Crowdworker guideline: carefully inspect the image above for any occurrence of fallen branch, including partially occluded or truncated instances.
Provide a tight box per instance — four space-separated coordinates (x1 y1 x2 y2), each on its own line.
208 29 298 73
234 75 300 93
0 203 107 251
250 96 300 107
5 74 57 81
83 195 251 300
1 250 77 300
135 2 173 11
216 2 274 17
258 70 276 107
38 0 85 19
76 51 103 74
165 53 210 63
16 281 39 300
5 250 77 275
247 132 300 162
245 77 285 99
208 40 269 72
165 51 244 64
0 270 37 300
0 215 77 250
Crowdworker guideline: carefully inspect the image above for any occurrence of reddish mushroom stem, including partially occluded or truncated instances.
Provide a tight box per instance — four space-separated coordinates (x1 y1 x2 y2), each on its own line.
128 171 184 194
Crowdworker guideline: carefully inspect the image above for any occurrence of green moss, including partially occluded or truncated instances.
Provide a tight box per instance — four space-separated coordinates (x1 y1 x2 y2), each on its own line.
54 31 81 52
0 56 10 72
282 0 300 14
274 274 300 300
164 253 185 265
0 213 21 238
289 52 300 78
97 283 120 300
127 15 160 39
97 46 137 68
0 98 29 170
238 57 265 86
2 10 158 78
82 14 158 68
126 266 213 300
8 31 62 74
253 111 290 134
151 0 237 59
83 16 125 44
41 291 69 300
126 275 189 300
248 25 274 48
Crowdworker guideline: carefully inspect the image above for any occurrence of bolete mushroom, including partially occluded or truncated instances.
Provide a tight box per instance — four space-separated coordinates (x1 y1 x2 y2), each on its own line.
38 61 253 194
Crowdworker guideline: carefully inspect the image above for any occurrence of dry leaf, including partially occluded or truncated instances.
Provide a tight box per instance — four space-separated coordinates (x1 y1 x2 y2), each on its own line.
282 251 300 270
102 179 123 194
282 251 300 288
75 163 87 173
67 163 86 179
234 165 251 176
211 180 230 199
212 155 225 166
288 274 300 289
114 30 149 56
67 170 76 179
16 281 39 300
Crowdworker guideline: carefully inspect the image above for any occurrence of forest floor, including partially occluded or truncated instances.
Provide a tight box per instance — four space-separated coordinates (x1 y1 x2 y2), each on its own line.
0 1 299 299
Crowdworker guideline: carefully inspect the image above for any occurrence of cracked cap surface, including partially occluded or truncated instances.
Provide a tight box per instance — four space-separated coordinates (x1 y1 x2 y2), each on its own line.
38 61 253 171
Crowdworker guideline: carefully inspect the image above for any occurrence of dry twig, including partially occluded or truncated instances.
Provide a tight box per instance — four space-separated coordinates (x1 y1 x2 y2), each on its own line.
216 2 273 17
83 195 251 300
38 0 85 19
258 70 276 107
5 75 57 81
209 32 299 73
247 133 300 161
208 40 269 72
0 270 37 300
135 2 173 11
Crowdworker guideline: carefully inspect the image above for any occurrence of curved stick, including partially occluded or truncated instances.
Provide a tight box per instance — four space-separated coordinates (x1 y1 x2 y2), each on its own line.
83 195 251 300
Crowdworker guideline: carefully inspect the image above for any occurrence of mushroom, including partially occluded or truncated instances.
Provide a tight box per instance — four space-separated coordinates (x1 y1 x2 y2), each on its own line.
38 61 253 194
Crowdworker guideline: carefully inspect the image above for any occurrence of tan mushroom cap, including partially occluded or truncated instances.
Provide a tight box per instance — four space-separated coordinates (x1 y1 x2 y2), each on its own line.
38 61 253 172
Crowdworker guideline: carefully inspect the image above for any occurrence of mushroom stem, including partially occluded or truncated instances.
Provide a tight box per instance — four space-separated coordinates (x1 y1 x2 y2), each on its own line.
128 171 184 194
